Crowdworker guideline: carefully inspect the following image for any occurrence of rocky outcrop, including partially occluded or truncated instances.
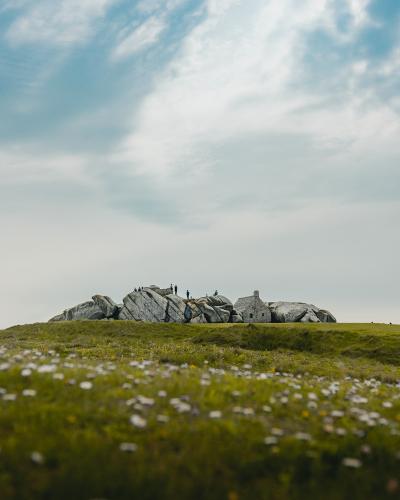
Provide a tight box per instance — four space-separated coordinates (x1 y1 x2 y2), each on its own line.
269 302 336 324
119 288 170 322
48 287 336 324
193 295 235 323
49 301 105 322
316 309 337 323
149 285 174 297
185 301 208 324
92 295 119 319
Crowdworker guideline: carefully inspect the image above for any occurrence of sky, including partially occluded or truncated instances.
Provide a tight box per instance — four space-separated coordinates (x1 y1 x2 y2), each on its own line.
0 0 399 328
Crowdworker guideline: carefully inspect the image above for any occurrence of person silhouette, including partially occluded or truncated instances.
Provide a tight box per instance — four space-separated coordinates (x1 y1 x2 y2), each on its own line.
186 290 190 299
174 285 178 295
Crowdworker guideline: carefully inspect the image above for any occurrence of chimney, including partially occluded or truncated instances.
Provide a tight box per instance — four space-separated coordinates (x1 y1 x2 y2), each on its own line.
254 290 260 298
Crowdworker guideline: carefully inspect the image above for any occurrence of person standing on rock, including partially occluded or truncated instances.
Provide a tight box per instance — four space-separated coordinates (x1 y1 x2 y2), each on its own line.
174 285 178 295
186 290 190 299
170 284 173 294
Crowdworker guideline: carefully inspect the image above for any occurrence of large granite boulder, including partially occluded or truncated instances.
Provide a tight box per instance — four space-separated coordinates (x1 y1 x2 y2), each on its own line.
316 309 337 323
118 288 192 323
119 288 169 322
269 302 336 323
165 294 191 323
92 295 119 319
49 301 105 322
193 295 233 323
149 285 174 297
186 301 208 323
230 311 244 323
203 295 234 311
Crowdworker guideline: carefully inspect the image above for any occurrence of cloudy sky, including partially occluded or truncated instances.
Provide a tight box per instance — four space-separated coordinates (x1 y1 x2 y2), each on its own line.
1 0 399 328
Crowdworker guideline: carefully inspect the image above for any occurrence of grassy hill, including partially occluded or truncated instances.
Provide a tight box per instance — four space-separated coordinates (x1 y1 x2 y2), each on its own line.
0 321 399 499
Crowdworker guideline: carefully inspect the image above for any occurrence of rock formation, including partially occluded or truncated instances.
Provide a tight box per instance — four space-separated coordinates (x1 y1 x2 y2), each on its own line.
49 300 105 322
49 286 337 324
268 302 336 324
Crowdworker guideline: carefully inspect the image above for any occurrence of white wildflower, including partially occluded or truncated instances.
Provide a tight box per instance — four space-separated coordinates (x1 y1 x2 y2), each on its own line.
130 414 147 428
79 381 93 390
31 452 44 465
342 457 362 468
209 411 222 419
22 389 36 397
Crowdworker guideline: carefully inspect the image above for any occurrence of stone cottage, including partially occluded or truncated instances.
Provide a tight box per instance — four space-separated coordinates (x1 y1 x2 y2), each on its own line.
234 291 271 323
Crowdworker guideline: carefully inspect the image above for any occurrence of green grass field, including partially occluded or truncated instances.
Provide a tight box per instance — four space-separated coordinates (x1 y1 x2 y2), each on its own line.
0 321 399 500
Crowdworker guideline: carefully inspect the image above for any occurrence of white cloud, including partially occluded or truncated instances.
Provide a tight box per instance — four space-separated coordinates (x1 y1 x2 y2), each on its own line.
6 0 116 46
117 0 388 180
0 146 91 185
137 0 188 15
112 16 167 61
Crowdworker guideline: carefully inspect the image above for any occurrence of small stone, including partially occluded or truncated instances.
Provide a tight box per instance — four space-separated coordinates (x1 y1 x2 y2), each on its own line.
21 369 32 377
264 436 278 445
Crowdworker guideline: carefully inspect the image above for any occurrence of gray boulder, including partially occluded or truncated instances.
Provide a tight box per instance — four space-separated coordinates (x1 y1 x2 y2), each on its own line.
49 301 105 322
186 301 208 323
149 285 174 297
202 295 233 311
118 288 190 323
119 288 168 322
192 295 233 323
165 294 189 323
92 295 119 319
270 302 311 323
316 309 337 323
299 310 321 323
269 302 337 323
230 312 244 323
195 302 221 323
